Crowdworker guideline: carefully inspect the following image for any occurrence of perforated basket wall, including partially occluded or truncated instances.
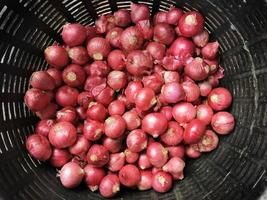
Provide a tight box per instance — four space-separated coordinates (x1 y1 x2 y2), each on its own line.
0 0 266 199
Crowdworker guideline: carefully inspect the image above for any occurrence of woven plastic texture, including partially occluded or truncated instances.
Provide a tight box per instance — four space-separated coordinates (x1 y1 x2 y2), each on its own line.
0 0 266 199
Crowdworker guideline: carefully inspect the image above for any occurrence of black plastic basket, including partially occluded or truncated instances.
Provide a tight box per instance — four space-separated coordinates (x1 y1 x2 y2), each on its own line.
0 0 267 199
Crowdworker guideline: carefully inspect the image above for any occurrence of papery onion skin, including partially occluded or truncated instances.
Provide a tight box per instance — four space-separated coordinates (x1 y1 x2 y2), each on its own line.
85 61 110 77
136 20 154 40
50 148 72 168
167 7 183 25
122 110 141 130
138 154 152 170
160 121 184 146
196 104 214 125
182 81 200 102
68 46 89 65
211 111 235 135
124 149 139 163
30 71 56 91
114 9 131 27
107 50 126 71
47 68 63 87
48 121 77 149
62 23 87 47
126 50 152 76
26 134 52 161
183 119 206 144
160 106 173 121
108 100 126 116
192 30 209 47
35 119 55 137
130 3 150 24
201 41 219 60
99 174 120 198
126 129 148 153
120 26 144 52
167 145 185 158
153 23 175 45
55 85 79 107
107 152 125 172
184 57 209 81
194 130 219 152
153 12 167 24
161 82 185 104
86 144 110 167
24 88 51 112
146 42 166 60
152 171 173 193
106 27 123 48
142 73 164 94
87 37 111 60
84 164 105 192
146 142 168 167
172 102 196 124
68 135 91 158
137 170 153 191
135 87 156 111
168 37 196 62
208 87 232 111
142 113 168 138
119 164 141 187
178 11 204 37
44 45 69 69
186 145 202 158
104 115 126 139
103 136 123 153
59 162 84 189
125 81 143 103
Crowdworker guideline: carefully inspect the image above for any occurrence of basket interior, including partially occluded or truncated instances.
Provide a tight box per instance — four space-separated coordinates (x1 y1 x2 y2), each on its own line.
0 0 266 199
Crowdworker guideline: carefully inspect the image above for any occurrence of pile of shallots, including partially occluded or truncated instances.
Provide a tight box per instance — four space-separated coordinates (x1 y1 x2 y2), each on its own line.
24 3 235 198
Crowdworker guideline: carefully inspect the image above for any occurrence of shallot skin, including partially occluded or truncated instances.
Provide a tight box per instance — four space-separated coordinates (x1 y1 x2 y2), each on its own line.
86 144 110 167
119 164 141 187
35 119 55 137
142 113 168 138
161 82 185 104
84 164 105 192
135 87 156 111
87 37 111 60
59 162 85 189
153 23 175 45
152 171 173 193
44 45 69 69
50 148 71 168
183 119 206 144
114 9 131 27
24 88 50 112
126 129 148 153
61 23 87 47
138 170 153 190
120 26 144 51
131 3 150 23
146 142 168 167
211 111 235 135
172 102 196 124
48 121 77 149
178 11 204 37
26 134 52 161
99 174 120 198
168 37 195 61
30 71 55 91
208 87 232 111
55 86 79 107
